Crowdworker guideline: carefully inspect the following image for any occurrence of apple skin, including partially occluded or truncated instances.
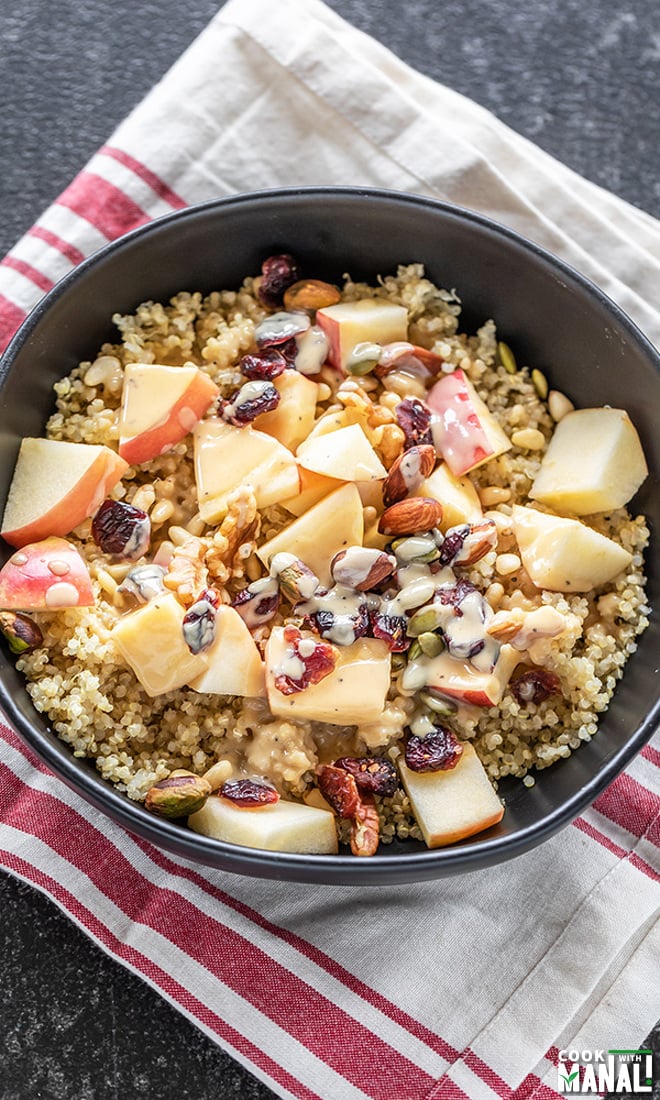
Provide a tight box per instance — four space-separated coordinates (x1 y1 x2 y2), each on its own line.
0 537 94 610
421 645 519 708
316 300 408 373
427 369 511 476
1 446 129 549
119 368 219 466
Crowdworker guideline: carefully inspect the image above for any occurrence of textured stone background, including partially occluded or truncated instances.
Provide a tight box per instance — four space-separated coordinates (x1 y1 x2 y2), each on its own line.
0 0 658 1096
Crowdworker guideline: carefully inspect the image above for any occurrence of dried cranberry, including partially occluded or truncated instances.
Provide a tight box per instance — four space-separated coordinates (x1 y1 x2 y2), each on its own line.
439 521 498 567
92 499 150 560
334 756 398 796
257 254 301 308
439 525 469 565
199 587 221 608
274 625 338 695
182 597 217 654
220 779 280 807
232 579 280 629
308 599 370 644
511 668 561 705
350 794 380 857
405 726 464 772
435 577 477 609
219 381 280 426
370 609 410 652
316 765 360 817
395 397 433 450
240 348 288 381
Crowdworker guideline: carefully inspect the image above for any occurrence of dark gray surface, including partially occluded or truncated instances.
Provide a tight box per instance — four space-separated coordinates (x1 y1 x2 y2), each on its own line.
0 1 658 1097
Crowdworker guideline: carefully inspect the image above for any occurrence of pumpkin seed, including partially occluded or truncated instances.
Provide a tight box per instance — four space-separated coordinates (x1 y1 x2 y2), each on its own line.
497 341 517 374
418 631 444 657
531 368 548 399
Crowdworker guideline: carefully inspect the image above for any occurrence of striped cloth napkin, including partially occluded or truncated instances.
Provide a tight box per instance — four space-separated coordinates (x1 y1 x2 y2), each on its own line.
1 2 658 1098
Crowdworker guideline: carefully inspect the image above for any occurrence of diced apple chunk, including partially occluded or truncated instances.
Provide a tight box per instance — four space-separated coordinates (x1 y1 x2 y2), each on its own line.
265 627 391 724
297 424 387 482
189 606 266 698
398 742 504 848
252 370 319 453
405 645 519 707
194 419 300 523
418 462 483 532
188 794 338 854
111 592 208 696
0 537 94 610
1 439 128 548
427 369 511 476
119 363 219 465
512 505 632 592
316 299 408 372
529 407 648 515
257 483 363 586
282 467 345 517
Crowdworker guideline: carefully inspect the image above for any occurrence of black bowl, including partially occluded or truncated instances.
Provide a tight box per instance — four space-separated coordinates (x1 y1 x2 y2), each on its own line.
1 187 658 885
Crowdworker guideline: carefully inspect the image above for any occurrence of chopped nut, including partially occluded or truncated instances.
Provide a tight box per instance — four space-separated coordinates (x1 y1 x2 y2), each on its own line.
270 553 320 602
203 760 233 790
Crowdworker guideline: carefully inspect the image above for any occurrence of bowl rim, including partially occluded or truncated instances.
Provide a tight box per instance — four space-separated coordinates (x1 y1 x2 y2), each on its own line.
1 184 658 883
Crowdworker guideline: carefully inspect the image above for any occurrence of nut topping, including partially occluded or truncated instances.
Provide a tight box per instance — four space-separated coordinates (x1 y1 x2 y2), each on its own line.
283 278 341 313
145 770 212 818
270 553 320 602
330 546 396 591
0 610 43 654
382 444 436 507
378 497 444 537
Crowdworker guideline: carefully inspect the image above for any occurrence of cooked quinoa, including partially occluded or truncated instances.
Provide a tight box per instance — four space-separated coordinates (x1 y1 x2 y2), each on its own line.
15 264 650 845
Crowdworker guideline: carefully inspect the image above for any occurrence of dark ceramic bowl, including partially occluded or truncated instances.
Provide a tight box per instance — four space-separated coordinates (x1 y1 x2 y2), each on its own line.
0 188 658 885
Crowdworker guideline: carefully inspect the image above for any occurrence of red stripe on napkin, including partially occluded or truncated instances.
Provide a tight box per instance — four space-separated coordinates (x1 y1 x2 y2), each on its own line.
1 763 436 1100
642 743 660 768
1 850 324 1100
592 773 660 842
1 256 54 294
100 145 187 209
573 817 659 881
56 172 151 240
0 295 27 352
28 226 87 266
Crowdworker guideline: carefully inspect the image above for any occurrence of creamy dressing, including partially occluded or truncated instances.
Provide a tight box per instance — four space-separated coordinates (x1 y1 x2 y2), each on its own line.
294 325 328 376
297 584 368 646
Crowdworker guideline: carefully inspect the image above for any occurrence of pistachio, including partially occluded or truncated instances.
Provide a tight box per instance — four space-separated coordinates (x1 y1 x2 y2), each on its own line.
407 604 445 637
0 611 43 654
407 639 424 662
378 497 444 536
497 341 517 374
145 770 212 818
270 552 320 602
391 533 440 565
420 690 458 717
283 278 341 313
418 631 444 657
346 341 382 376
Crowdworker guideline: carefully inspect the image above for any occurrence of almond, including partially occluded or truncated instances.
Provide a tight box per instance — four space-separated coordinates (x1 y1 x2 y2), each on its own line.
382 444 436 507
330 547 397 591
378 497 443 536
283 279 341 313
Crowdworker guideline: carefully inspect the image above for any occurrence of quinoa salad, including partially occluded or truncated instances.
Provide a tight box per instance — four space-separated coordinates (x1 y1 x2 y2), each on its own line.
0 258 650 856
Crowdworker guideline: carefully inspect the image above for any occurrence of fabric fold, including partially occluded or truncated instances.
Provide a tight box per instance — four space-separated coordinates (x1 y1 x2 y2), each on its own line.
0 2 658 1098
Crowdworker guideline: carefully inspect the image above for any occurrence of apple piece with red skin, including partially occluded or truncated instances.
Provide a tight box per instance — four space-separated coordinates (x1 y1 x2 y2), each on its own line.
1 438 129 549
119 363 219 466
316 299 408 373
0 537 94 611
406 645 519 707
427 369 511 476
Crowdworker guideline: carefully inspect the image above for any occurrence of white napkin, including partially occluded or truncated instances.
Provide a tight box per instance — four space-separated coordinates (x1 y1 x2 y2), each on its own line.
0 3 658 1098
